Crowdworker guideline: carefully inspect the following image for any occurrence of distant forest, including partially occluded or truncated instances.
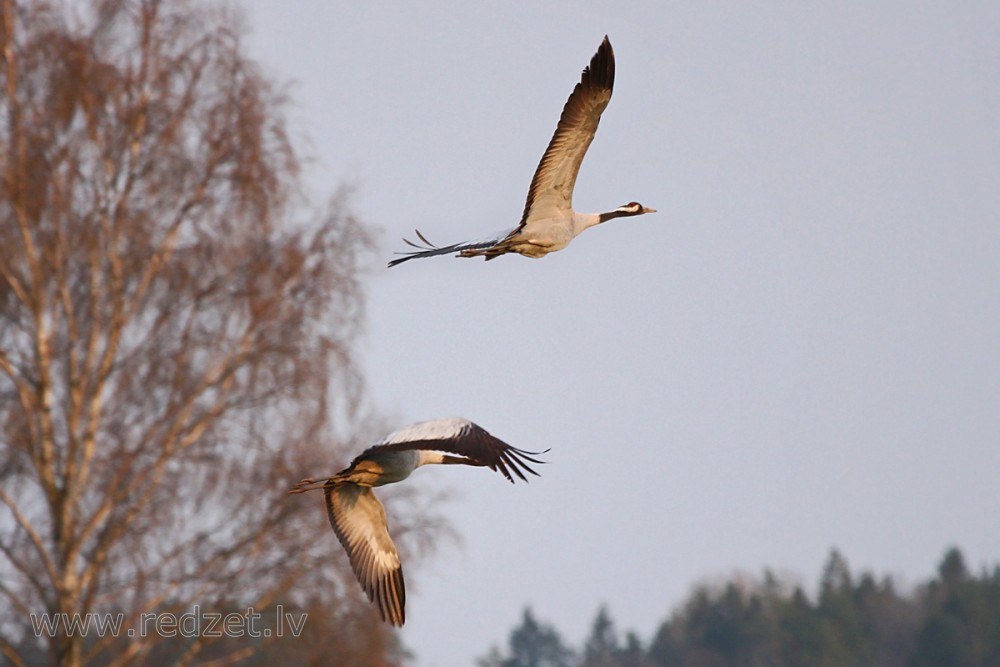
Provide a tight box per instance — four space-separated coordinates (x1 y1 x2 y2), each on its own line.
477 547 1000 667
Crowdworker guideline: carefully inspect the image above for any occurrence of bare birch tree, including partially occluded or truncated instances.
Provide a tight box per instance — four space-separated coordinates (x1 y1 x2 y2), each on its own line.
0 2 429 665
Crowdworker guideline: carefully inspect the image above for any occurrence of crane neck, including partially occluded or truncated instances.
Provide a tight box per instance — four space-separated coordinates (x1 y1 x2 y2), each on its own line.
598 209 631 224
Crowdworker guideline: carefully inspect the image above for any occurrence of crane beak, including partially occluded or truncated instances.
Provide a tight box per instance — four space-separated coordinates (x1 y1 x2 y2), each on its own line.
642 207 657 214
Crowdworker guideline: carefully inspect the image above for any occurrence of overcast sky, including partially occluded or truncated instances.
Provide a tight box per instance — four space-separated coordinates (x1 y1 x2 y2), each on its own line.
242 3 1000 665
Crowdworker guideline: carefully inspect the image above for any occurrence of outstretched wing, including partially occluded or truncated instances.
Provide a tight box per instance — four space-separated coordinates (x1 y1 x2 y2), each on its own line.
325 483 406 626
363 417 547 483
516 36 615 231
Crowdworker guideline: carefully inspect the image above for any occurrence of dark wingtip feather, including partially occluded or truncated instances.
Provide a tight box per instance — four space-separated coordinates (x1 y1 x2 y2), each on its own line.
376 567 405 626
497 446 549 483
585 35 615 92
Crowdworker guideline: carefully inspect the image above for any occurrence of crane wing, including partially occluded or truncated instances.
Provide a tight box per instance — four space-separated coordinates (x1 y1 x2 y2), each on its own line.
516 36 615 231
363 417 547 483
325 483 406 626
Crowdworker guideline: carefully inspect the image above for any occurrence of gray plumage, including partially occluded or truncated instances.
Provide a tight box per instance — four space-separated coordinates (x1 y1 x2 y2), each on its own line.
389 36 655 267
289 418 546 626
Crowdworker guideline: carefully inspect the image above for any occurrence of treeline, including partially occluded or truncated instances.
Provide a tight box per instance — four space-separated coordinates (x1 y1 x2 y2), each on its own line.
478 547 1000 667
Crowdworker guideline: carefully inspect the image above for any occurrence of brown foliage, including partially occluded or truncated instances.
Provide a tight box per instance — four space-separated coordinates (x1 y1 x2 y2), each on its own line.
0 1 429 665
